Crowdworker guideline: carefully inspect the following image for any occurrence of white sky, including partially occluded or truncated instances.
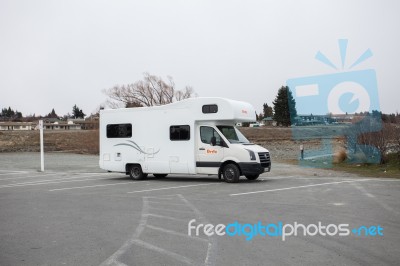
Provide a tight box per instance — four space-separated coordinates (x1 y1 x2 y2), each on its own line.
1 0 399 116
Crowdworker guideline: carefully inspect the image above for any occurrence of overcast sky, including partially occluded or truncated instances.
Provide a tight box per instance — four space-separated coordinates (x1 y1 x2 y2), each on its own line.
1 0 399 116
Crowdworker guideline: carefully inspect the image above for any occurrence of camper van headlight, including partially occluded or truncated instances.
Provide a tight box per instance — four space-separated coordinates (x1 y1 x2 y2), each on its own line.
246 149 256 160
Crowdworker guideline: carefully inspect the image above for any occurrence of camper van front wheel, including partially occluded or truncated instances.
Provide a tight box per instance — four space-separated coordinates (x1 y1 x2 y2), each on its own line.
223 164 240 183
128 165 147 180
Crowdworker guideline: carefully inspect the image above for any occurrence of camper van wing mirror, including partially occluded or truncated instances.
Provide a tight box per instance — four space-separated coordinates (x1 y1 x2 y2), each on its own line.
211 136 217 146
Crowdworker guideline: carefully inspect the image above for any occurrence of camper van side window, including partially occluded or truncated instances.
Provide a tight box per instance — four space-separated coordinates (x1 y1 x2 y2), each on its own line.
106 124 132 138
202 104 218 114
200 126 222 145
170 125 190 141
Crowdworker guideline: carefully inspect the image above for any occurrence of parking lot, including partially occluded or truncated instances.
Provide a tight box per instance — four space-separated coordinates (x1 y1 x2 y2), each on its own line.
0 153 400 266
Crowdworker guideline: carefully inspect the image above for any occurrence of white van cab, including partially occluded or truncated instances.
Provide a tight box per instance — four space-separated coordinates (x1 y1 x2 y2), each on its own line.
99 97 271 183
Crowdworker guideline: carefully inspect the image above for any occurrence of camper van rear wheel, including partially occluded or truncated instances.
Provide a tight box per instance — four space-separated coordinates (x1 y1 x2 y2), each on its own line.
223 164 240 183
128 165 146 180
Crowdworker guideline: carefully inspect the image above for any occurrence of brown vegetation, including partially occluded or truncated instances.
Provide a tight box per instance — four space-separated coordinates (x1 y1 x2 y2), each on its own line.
0 130 99 154
333 149 348 164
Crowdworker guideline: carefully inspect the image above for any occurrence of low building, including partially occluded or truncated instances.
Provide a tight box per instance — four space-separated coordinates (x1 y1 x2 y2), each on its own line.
294 114 361 126
331 114 354 124
296 114 329 125
43 121 81 130
68 118 99 130
78 120 99 130
0 122 33 131
262 117 276 126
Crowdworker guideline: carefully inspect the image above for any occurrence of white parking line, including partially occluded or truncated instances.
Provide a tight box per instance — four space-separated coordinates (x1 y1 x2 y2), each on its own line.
230 179 372 196
49 181 142 191
352 182 375 198
145 195 181 200
351 182 400 215
295 177 355 180
0 177 113 189
0 172 28 176
146 201 189 207
0 172 62 181
366 179 400 182
127 183 218 194
0 170 27 173
0 173 54 181
1 173 105 186
148 206 194 214
266 176 297 180
0 172 110 181
145 224 208 242
144 213 188 222
131 239 196 265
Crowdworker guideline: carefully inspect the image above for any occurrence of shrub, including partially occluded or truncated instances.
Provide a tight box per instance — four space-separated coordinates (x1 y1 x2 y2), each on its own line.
333 149 347 164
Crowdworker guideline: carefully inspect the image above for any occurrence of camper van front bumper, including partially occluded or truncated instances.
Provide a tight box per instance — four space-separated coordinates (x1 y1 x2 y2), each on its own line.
239 162 270 175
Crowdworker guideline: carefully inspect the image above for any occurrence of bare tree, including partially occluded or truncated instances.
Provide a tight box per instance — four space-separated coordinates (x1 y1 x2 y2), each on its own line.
389 125 400 160
103 72 196 108
395 126 400 149
175 86 195 101
345 116 392 164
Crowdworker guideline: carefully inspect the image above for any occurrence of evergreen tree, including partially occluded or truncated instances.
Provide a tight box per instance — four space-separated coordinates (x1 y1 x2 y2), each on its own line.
263 103 273 118
72 105 85 119
7 107 14 117
15 111 22 119
47 108 58 118
273 86 297 126
1 107 21 119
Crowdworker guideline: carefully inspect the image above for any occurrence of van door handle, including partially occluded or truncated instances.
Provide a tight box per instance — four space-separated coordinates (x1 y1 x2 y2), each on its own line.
199 148 205 150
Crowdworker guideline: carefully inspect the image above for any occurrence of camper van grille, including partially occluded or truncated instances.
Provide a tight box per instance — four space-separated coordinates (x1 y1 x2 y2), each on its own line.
258 152 271 168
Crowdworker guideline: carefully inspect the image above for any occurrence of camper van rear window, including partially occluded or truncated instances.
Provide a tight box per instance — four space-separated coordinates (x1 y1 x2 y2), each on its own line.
202 104 218 114
170 125 190 141
106 124 132 138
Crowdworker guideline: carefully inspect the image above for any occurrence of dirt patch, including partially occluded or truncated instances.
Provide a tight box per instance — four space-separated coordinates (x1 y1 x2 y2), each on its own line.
240 127 344 160
0 130 99 154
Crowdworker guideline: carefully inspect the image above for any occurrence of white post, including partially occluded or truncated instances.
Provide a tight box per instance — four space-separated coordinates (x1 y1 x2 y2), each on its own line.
39 120 44 172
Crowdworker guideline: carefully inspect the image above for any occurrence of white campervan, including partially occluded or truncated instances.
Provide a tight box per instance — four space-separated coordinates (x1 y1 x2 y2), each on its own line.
99 97 271 183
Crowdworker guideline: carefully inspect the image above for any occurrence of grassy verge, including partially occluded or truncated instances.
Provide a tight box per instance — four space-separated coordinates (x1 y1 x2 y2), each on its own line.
277 154 400 178
332 153 400 178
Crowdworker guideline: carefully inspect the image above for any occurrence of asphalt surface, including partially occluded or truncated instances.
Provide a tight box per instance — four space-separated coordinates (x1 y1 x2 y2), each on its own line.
0 152 399 266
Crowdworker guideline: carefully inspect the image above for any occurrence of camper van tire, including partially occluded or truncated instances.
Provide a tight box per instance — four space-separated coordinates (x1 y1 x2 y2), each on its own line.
153 174 168 178
245 174 260 180
127 164 147 180
222 163 240 183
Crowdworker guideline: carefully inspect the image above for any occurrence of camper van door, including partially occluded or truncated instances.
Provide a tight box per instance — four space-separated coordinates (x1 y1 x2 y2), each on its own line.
196 126 225 174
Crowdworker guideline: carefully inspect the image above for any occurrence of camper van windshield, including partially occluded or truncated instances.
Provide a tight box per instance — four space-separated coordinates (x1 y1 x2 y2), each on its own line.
217 126 250 144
